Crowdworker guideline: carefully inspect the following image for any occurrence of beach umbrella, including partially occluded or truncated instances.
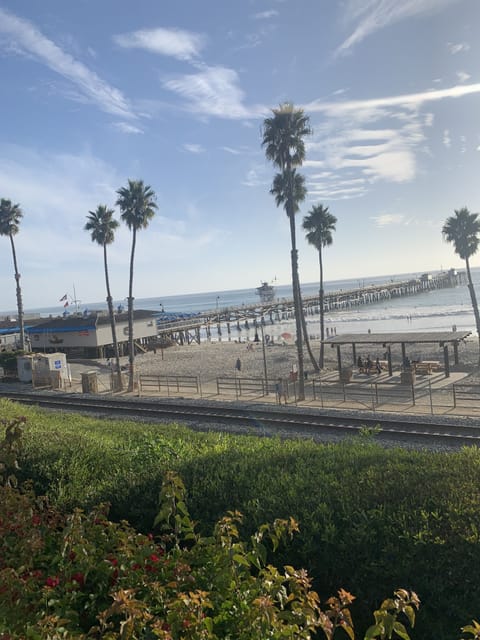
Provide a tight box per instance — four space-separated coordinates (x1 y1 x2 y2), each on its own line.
281 332 293 340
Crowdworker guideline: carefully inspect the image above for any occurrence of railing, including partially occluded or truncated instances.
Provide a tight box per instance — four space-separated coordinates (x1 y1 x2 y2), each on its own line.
138 374 200 396
216 376 268 398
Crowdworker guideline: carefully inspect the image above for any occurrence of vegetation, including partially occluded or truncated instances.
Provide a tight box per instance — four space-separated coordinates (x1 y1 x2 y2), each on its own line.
442 207 480 364
116 179 158 391
0 198 25 350
84 204 123 390
262 103 313 396
5 400 480 638
302 204 337 368
0 414 425 639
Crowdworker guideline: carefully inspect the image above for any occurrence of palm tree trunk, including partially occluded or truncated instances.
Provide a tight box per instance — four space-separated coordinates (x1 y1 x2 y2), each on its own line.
103 244 123 391
465 257 480 365
297 275 319 372
288 213 305 400
9 235 25 351
319 247 325 369
127 229 137 392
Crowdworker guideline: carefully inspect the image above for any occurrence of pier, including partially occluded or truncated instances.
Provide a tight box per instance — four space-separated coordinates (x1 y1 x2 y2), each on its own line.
156 270 466 346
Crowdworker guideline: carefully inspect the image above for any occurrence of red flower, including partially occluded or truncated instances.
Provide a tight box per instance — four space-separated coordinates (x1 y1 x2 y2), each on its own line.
45 575 60 588
31 515 41 526
147 533 154 540
108 557 118 566
71 572 85 587
149 553 161 563
131 563 141 570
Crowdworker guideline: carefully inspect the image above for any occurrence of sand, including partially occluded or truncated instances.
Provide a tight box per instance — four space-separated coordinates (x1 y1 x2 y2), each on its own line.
132 336 480 383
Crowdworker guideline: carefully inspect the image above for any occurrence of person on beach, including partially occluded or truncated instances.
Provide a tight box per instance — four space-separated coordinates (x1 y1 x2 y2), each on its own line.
235 357 241 372
275 378 287 404
375 357 382 374
357 355 363 370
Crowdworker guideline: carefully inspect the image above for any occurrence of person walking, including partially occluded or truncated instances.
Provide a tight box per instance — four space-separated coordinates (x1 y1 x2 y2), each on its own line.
235 357 242 372
275 377 287 405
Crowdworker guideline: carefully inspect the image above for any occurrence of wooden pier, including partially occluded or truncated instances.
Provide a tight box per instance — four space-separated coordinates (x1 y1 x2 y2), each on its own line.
156 270 466 346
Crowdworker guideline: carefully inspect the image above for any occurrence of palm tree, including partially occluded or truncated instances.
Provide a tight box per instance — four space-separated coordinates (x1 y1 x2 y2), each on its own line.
442 207 480 364
262 103 312 399
0 199 26 351
303 204 337 369
116 179 157 391
84 205 122 390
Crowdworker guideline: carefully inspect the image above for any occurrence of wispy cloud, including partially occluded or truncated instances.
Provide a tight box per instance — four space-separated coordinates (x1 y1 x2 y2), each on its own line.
370 214 406 227
448 41 470 54
0 7 135 118
252 10 279 20
182 143 205 154
337 0 462 55
456 70 471 83
113 27 206 61
163 65 264 119
443 129 451 148
113 121 144 134
304 83 480 115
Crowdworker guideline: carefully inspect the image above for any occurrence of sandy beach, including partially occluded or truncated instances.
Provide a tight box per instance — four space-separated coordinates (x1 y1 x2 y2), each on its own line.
131 335 480 384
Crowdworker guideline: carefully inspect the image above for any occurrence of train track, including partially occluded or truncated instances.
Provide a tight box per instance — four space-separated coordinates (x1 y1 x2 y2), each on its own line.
1 389 479 447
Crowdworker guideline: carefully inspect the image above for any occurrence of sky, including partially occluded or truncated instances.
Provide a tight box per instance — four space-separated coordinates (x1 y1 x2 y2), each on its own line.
0 0 480 312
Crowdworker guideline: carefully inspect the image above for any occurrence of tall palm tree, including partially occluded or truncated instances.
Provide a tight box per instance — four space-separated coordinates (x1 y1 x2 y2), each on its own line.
0 199 25 351
303 204 337 369
116 179 157 391
262 103 312 399
442 207 480 364
84 205 122 390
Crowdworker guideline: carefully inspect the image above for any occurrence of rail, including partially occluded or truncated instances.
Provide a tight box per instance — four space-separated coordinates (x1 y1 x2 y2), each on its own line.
216 376 268 398
138 374 200 396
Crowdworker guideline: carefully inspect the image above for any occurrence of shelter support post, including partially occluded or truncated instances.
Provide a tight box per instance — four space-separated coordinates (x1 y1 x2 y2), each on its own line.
453 341 459 365
443 345 450 378
352 343 356 365
337 345 342 372
387 346 392 377
401 343 406 363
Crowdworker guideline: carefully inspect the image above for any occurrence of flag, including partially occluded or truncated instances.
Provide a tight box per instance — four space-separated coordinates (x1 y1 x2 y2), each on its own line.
64 301 69 308
59 294 67 302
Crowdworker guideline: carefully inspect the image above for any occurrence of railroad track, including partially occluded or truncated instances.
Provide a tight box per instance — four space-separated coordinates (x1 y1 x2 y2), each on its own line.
1 389 479 447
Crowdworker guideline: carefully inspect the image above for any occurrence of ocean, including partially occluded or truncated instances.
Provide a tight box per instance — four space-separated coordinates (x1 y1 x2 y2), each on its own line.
21 267 480 341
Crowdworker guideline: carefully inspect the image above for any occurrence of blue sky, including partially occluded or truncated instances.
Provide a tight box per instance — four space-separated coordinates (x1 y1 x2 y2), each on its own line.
0 0 479 311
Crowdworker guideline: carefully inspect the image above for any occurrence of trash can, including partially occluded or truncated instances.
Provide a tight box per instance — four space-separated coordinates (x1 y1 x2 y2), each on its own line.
81 371 98 394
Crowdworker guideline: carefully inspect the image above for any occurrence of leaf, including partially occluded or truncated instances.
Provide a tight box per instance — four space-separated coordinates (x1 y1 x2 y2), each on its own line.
364 623 383 639
232 553 251 567
393 621 411 640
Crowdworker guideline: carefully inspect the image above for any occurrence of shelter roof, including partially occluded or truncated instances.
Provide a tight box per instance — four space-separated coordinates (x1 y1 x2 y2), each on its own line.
324 331 471 345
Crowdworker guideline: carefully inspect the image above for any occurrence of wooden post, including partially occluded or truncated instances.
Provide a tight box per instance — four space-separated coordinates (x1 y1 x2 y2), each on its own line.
401 342 406 363
336 345 342 372
352 342 356 365
387 347 393 377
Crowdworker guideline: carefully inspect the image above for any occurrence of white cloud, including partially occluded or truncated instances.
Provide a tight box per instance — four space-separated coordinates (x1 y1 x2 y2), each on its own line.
370 214 405 227
443 129 451 148
337 0 463 55
457 70 471 83
0 7 135 118
183 143 205 154
163 65 264 119
113 27 206 61
113 121 144 134
252 10 279 19
448 41 470 54
221 146 241 155
304 83 480 115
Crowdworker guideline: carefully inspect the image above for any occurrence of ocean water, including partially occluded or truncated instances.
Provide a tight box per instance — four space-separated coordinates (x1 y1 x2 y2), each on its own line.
21 267 480 340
